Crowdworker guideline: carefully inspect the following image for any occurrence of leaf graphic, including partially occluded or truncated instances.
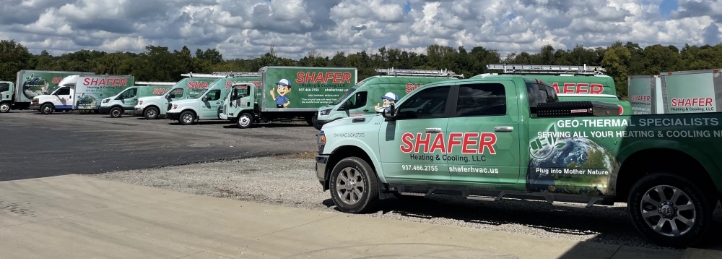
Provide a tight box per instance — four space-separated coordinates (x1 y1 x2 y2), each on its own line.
555 142 566 149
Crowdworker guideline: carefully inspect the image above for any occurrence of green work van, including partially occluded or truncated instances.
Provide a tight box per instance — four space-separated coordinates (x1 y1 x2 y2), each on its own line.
99 82 176 117
313 68 464 130
166 72 262 125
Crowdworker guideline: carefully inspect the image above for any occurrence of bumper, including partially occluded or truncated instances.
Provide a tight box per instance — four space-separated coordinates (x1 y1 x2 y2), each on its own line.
98 106 111 114
134 107 143 115
29 104 40 110
167 112 181 120
315 154 330 187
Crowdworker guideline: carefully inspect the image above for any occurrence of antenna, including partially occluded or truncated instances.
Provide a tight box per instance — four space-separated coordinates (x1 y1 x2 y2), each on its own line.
212 71 262 77
136 81 176 86
374 68 465 78
485 64 606 75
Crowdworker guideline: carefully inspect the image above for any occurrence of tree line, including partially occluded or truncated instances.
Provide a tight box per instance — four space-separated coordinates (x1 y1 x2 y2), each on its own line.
2 39 722 98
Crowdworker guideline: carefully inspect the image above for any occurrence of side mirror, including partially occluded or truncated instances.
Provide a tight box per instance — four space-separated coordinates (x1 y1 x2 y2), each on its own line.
381 104 396 120
202 96 208 102
167 94 175 99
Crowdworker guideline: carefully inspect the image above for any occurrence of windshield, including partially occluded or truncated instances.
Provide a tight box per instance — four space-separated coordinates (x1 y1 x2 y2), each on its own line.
331 87 357 105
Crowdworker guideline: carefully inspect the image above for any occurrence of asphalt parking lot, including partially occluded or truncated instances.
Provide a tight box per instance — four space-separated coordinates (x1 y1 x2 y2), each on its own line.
1 109 721 254
0 110 318 181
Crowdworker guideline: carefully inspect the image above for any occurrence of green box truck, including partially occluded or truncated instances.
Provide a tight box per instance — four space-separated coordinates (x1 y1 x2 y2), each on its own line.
312 68 464 130
0 70 95 113
167 72 263 125
629 69 722 114
314 74 722 248
134 74 225 119
99 81 176 118
29 74 134 114
218 66 358 128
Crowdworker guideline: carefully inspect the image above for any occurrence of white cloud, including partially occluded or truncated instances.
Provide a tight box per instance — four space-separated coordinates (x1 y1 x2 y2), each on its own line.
1 0 721 60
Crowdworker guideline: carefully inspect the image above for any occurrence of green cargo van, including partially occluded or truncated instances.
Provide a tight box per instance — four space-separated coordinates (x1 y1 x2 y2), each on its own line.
99 82 176 117
313 68 465 129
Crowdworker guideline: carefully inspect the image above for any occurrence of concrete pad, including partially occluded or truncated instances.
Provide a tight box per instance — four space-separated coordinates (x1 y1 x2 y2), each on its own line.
682 248 722 258
0 175 712 259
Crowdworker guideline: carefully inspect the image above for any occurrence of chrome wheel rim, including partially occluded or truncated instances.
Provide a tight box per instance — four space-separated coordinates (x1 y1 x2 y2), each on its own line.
182 113 193 124
335 167 365 205
146 109 156 118
0 104 9 112
111 109 121 117
239 116 250 127
42 106 51 113
640 185 696 237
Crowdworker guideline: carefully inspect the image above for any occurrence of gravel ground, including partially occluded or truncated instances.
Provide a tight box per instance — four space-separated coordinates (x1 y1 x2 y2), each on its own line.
90 154 722 252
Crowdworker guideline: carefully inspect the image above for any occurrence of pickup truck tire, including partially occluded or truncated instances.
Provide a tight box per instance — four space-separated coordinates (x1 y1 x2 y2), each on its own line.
144 107 159 119
237 113 253 129
329 157 379 213
306 116 314 126
627 173 714 248
40 104 53 114
0 102 10 113
110 107 123 118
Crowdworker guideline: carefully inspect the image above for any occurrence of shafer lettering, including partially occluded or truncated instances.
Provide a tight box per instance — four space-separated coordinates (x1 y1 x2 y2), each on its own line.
399 132 497 154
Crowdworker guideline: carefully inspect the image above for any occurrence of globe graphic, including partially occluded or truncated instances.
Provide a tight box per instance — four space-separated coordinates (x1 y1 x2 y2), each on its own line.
527 137 620 196
22 77 50 99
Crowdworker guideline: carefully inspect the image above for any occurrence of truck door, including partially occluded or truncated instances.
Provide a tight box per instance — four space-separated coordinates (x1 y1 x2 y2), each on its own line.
119 87 138 107
54 87 72 109
446 82 522 184
377 84 455 182
200 89 222 119
226 85 252 117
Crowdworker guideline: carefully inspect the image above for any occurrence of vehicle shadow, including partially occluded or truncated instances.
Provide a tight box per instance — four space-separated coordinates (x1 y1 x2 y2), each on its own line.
222 123 312 129
322 196 722 251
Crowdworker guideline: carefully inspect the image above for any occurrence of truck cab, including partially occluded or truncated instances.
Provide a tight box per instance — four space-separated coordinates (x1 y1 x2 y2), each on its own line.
314 68 464 130
315 74 722 248
134 75 221 119
219 82 258 128
30 75 78 114
0 81 14 113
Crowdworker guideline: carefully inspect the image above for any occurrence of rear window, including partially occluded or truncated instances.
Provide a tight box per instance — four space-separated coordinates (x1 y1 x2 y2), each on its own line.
526 80 558 113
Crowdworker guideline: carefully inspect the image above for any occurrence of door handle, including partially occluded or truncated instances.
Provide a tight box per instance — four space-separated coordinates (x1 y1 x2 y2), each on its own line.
425 127 442 133
494 126 514 132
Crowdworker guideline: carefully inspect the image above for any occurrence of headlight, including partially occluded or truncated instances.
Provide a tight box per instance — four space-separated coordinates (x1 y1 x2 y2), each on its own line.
138 100 143 105
173 104 178 110
102 99 109 103
317 130 326 153
319 109 332 116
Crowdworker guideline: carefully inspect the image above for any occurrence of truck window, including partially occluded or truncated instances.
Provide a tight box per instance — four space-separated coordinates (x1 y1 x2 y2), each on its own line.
396 86 451 119
168 88 183 98
206 89 221 101
0 83 9 92
345 91 368 109
455 83 506 117
526 82 558 113
55 87 70 95
120 88 137 99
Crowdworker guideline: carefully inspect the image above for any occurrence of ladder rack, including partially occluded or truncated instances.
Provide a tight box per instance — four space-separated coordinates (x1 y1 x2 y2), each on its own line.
212 71 262 77
486 64 606 75
375 68 465 78
136 81 176 86
181 72 228 78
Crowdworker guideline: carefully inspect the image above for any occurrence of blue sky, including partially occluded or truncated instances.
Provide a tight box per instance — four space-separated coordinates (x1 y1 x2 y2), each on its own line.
659 0 679 16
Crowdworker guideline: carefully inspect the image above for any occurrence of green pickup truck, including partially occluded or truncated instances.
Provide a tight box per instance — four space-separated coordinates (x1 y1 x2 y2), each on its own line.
314 74 722 248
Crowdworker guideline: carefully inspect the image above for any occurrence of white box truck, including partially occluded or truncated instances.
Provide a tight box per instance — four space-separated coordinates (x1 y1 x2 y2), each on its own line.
29 74 134 114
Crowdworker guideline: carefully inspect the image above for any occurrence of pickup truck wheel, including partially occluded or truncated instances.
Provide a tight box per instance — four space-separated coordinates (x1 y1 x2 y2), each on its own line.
0 102 10 113
179 111 195 125
627 173 713 248
329 157 379 213
144 107 159 119
237 113 253 129
109 107 123 118
40 104 54 114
